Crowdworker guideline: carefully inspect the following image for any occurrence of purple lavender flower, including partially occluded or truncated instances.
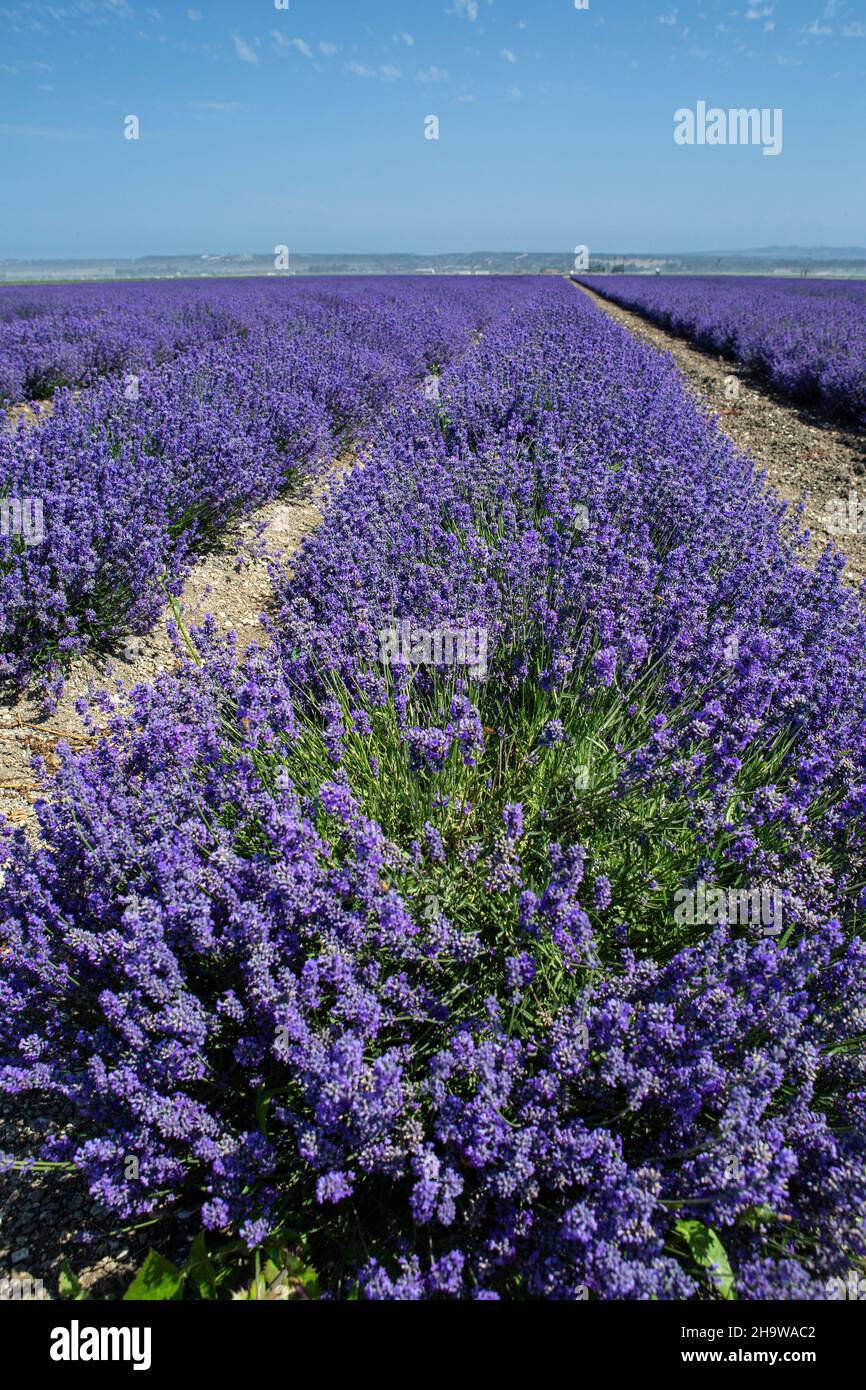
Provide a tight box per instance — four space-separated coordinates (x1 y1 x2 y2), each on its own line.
502 802 524 840
593 875 613 911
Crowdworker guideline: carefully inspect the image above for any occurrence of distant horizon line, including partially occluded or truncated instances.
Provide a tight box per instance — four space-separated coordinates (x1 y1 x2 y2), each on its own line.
4 245 866 265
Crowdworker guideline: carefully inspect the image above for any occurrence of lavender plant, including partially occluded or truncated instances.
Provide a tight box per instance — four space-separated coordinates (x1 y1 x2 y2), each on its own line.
0 278 500 692
1 279 864 1300
576 274 866 424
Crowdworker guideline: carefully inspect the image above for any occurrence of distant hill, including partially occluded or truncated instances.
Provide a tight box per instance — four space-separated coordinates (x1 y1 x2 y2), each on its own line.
2 248 866 283
728 246 866 260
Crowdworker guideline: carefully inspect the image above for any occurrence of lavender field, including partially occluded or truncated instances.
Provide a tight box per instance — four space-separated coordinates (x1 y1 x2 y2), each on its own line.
0 278 493 693
576 275 866 424
2 276 865 1302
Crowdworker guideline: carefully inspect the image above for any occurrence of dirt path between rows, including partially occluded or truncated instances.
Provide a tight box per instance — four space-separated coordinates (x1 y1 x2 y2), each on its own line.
3 399 51 430
572 279 866 586
0 449 356 831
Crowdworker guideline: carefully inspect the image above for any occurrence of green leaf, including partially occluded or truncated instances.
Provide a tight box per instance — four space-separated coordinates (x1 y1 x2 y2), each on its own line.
675 1220 736 1300
254 1086 272 1138
186 1231 218 1302
737 1205 779 1230
58 1260 90 1301
283 1255 321 1300
123 1248 185 1301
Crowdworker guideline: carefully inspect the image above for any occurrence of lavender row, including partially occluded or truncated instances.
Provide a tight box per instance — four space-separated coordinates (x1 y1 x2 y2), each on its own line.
2 279 865 1299
0 279 264 404
576 274 866 424
0 278 497 692
0 277 421 405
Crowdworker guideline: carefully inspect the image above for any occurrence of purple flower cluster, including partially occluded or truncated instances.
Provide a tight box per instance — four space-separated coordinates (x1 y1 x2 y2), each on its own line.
0 279 253 404
2 277 865 1299
0 277 496 690
576 274 866 423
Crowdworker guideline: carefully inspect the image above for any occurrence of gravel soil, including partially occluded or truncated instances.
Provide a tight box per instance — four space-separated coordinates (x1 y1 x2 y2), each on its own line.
3 400 50 431
573 280 866 585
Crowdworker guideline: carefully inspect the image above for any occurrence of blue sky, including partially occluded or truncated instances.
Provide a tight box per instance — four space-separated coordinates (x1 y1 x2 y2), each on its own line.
0 0 864 258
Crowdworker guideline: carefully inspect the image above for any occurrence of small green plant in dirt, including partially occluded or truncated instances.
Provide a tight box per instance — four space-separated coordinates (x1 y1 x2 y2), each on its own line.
59 1236 320 1303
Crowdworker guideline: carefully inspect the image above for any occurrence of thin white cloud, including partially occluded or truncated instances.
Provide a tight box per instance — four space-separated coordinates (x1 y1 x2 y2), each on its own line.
843 21 866 36
0 122 71 138
345 61 405 80
231 34 258 65
657 9 678 25
271 32 310 56
318 41 338 56
0 57 53 73
416 65 449 83
395 31 415 46
187 8 203 20
501 48 516 63
449 1 479 20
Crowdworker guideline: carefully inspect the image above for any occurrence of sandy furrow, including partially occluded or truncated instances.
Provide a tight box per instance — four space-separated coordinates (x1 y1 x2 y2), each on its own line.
0 450 357 831
572 279 866 586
